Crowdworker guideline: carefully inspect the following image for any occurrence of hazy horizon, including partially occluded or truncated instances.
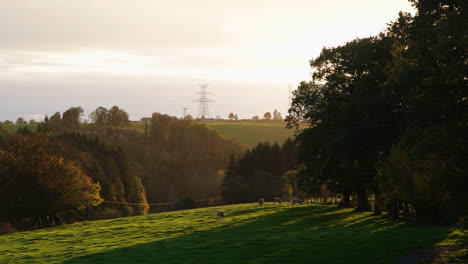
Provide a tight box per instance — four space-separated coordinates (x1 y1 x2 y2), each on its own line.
0 0 414 121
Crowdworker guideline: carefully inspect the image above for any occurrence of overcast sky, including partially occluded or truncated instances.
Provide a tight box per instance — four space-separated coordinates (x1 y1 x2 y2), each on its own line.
0 0 414 121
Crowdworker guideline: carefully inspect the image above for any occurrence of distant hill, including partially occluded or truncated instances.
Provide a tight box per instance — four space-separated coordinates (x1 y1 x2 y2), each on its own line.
1 203 465 264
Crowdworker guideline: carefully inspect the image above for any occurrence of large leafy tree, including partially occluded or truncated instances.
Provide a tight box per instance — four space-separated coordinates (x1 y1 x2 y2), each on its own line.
287 35 397 211
0 134 102 228
377 0 468 223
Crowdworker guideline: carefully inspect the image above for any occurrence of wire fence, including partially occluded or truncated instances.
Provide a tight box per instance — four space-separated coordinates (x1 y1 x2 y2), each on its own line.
101 197 220 207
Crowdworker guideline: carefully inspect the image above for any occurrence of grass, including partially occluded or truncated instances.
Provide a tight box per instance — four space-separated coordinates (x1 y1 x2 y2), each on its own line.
0 123 37 133
132 120 297 147
1 204 466 264
200 121 297 147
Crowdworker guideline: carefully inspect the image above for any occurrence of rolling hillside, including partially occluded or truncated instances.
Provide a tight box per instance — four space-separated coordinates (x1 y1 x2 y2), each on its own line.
1 204 466 264
201 122 297 148
2 121 297 148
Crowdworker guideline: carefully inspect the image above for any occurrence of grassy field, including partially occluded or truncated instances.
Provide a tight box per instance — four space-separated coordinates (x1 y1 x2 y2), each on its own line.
131 121 298 148
2 121 297 148
132 121 297 147
0 123 38 133
201 122 297 147
1 203 466 264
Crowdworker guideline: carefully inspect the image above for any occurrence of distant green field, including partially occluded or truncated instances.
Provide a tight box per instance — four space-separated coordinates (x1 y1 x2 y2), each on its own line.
1 204 465 264
132 121 297 148
201 122 297 147
0 123 38 133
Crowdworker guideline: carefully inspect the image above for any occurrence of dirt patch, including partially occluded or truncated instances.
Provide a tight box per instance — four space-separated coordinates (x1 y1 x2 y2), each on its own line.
394 245 468 264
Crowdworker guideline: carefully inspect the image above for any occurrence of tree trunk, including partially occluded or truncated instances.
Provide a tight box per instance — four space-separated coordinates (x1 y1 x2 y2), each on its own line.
339 192 351 208
389 200 399 219
373 194 382 216
355 189 370 211
402 201 409 215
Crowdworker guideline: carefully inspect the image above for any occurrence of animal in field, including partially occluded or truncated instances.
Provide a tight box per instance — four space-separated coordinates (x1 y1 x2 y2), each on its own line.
259 198 265 205
292 197 303 205
217 210 225 220
273 197 282 204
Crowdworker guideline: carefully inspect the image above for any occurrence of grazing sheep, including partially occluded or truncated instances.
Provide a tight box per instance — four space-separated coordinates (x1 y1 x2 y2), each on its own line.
292 197 303 206
273 197 282 204
259 198 265 205
217 210 225 220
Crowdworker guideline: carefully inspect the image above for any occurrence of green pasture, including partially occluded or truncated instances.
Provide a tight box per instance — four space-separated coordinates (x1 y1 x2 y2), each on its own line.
131 121 297 147
200 122 297 147
1 203 466 264
0 123 37 133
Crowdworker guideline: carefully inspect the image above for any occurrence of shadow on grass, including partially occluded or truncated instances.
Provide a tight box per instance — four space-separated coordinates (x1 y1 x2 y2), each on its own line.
62 205 454 264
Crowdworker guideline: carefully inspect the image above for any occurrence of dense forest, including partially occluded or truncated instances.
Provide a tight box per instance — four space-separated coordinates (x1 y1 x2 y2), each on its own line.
281 0 467 224
222 139 297 203
0 106 245 229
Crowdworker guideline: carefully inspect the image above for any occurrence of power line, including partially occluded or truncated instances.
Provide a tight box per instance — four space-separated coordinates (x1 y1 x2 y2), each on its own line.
194 84 214 119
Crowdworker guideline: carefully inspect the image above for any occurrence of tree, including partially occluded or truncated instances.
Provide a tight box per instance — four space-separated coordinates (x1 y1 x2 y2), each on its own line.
273 110 283 121
62 106 83 129
263 112 272 120
16 117 26 124
3 120 13 124
90 107 109 126
287 34 396 211
107 106 130 127
252 115 260 121
376 0 468 224
222 141 297 203
228 113 235 120
0 134 102 228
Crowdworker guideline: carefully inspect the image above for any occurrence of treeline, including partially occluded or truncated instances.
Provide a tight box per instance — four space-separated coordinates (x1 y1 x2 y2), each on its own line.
0 106 245 230
222 139 297 203
284 0 467 224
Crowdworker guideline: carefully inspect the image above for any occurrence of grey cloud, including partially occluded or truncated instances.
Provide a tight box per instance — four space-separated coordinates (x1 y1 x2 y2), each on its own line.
0 0 234 54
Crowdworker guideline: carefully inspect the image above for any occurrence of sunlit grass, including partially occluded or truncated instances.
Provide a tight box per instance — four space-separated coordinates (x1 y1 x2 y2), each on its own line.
1 203 465 264
200 121 296 147
132 120 296 147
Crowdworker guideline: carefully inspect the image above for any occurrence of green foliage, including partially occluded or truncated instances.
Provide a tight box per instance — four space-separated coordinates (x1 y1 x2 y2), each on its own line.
222 139 297 203
62 106 84 129
55 132 150 218
0 204 465 264
287 35 396 211
90 106 130 127
0 134 102 228
263 112 272 120
286 0 467 223
15 117 26 124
